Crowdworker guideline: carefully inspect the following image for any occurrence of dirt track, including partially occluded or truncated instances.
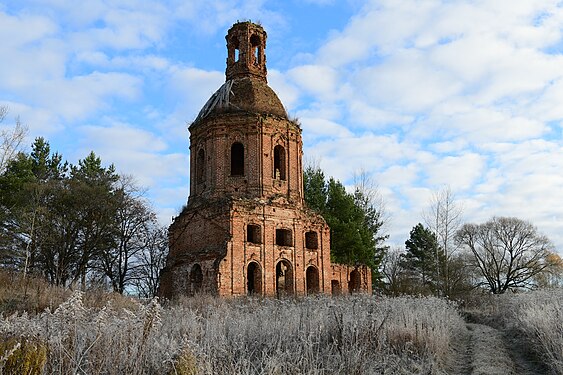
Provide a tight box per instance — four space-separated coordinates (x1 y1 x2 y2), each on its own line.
450 322 550 375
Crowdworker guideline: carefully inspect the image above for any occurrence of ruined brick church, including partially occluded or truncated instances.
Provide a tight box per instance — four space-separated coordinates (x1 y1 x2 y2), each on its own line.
159 21 371 298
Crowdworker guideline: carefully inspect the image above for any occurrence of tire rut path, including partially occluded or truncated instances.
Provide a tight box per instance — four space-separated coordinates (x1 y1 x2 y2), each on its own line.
451 322 550 375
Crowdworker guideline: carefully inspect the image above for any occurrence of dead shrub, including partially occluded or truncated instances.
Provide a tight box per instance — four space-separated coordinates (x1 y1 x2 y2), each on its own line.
169 347 199 375
0 337 47 375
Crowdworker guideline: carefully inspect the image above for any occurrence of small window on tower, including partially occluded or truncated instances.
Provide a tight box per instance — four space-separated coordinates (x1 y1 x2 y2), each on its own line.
250 34 261 65
276 228 293 247
247 224 261 244
273 145 286 180
232 37 240 63
196 149 205 183
231 142 244 176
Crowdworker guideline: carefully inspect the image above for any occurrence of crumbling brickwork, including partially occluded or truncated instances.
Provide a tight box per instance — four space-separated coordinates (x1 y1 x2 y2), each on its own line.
159 21 371 298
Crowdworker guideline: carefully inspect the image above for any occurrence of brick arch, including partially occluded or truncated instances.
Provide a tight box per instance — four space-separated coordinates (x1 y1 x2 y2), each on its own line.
306 265 320 294
247 261 262 295
189 263 203 295
275 259 294 297
349 269 361 294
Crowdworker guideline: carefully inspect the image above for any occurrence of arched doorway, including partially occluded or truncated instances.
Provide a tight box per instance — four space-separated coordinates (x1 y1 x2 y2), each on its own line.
275 260 294 297
190 264 203 294
349 269 361 294
306 266 320 294
247 262 262 295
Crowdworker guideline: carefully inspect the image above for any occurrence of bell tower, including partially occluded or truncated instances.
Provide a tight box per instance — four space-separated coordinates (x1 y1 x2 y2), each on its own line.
159 21 372 299
226 22 267 82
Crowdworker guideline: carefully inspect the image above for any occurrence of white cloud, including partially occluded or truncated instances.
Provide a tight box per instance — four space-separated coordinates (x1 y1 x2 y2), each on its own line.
76 123 188 189
287 65 339 98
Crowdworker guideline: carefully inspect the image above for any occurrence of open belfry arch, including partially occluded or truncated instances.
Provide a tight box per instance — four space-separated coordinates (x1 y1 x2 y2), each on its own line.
159 21 372 298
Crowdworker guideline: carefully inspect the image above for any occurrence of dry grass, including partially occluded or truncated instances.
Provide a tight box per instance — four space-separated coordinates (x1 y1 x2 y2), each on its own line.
0 270 142 314
508 290 563 374
0 271 70 314
465 289 563 375
0 289 466 374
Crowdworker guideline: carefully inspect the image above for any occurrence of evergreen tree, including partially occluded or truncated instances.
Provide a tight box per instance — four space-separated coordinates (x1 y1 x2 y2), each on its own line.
402 223 446 294
303 166 387 271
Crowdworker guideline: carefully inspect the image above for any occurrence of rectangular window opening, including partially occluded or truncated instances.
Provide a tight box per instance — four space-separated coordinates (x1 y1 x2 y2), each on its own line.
305 231 318 250
276 228 293 247
247 224 262 244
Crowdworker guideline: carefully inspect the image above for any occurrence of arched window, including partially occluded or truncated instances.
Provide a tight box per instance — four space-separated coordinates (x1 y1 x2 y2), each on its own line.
273 145 286 180
276 260 294 297
247 262 262 295
196 148 205 183
349 269 361 294
231 142 244 176
190 264 203 294
232 37 240 62
250 34 261 65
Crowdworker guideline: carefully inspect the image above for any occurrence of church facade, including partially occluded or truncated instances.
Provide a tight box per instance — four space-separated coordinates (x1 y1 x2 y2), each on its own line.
159 22 371 298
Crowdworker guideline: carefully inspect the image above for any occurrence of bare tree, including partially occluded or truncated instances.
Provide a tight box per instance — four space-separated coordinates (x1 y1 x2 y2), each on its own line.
0 106 28 173
381 246 408 296
133 225 168 298
422 186 463 296
456 217 553 294
353 169 390 229
96 175 155 294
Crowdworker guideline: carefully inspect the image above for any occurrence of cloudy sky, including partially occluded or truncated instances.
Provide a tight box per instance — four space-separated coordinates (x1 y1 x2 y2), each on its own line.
1 0 563 254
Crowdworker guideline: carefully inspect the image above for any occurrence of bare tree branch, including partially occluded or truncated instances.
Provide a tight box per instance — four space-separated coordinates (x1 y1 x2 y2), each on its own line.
0 107 28 173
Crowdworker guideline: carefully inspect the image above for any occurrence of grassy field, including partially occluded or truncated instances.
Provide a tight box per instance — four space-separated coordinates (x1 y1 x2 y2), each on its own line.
0 272 561 374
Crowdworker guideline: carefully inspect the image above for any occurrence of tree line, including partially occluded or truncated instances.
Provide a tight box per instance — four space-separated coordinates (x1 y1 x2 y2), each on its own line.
382 187 563 297
2 108 560 297
0 122 166 296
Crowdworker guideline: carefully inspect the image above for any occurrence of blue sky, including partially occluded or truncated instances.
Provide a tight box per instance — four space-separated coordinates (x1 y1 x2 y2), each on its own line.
1 0 563 254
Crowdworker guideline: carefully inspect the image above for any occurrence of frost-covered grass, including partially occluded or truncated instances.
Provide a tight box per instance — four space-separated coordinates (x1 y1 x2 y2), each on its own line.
466 289 563 375
0 292 466 374
506 290 563 374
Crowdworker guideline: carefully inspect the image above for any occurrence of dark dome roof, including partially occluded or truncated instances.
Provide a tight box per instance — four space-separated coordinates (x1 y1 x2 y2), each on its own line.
193 77 287 124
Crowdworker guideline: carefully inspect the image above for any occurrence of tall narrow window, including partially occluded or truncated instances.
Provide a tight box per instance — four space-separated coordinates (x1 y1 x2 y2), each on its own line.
250 34 261 65
306 266 320 294
273 145 286 180
231 142 244 176
196 149 205 183
232 37 240 63
190 264 203 294
247 262 262 295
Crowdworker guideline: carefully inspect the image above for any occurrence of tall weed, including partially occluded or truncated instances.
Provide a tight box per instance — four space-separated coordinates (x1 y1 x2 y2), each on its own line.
0 293 465 374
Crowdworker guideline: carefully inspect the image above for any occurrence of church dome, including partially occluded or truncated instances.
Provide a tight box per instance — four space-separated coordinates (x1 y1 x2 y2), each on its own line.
193 76 287 124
